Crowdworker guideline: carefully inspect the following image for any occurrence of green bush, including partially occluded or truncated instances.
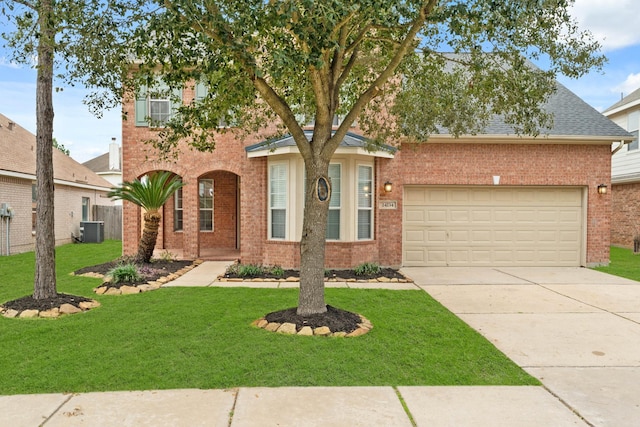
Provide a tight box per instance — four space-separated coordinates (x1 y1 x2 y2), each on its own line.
108 263 142 284
268 265 285 277
353 262 382 276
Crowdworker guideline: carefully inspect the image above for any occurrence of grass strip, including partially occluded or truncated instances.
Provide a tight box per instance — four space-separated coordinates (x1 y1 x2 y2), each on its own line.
594 246 640 281
0 241 537 395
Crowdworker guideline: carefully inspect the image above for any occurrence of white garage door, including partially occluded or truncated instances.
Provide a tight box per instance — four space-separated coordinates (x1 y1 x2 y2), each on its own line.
403 186 584 267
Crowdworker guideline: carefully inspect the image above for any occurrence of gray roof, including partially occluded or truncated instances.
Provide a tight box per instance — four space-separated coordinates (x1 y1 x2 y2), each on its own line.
246 130 397 154
603 87 640 114
440 81 632 138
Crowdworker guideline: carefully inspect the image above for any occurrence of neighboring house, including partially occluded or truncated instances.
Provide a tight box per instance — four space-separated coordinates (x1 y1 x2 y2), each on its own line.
83 138 123 205
603 88 640 248
0 114 115 255
121 81 631 268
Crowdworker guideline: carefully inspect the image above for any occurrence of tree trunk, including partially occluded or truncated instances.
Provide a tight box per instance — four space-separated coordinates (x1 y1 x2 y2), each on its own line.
33 0 57 300
137 211 161 263
297 159 331 316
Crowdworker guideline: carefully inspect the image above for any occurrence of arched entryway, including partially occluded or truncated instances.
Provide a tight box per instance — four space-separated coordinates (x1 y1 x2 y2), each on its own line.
195 170 240 260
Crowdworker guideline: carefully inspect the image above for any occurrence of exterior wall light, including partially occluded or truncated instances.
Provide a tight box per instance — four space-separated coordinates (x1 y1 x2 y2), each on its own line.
597 184 607 195
384 181 393 193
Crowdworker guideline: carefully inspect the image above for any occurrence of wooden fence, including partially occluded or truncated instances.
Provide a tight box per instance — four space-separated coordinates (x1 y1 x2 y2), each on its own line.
93 205 122 240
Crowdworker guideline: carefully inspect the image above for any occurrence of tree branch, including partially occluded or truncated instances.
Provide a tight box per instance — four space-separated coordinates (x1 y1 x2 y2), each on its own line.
323 0 438 159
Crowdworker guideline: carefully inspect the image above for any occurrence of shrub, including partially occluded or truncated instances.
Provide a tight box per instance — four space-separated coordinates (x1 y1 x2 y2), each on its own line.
353 262 382 276
224 263 265 277
155 250 177 262
268 265 285 277
108 263 142 284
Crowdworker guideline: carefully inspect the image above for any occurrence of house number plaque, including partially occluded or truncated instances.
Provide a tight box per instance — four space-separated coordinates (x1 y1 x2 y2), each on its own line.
316 176 330 202
379 200 397 210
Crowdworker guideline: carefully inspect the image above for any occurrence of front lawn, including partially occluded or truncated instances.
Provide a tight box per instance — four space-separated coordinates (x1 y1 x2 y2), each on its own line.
594 246 640 281
0 241 537 395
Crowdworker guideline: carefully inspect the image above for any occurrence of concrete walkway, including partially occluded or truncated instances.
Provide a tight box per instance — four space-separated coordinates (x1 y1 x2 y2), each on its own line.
2 264 640 426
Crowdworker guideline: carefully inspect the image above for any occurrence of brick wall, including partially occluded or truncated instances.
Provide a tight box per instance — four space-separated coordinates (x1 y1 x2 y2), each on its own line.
611 182 640 248
0 175 113 255
378 142 611 266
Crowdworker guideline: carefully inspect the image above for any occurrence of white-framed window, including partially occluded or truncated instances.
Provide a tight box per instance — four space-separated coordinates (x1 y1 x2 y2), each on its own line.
199 179 214 231
148 92 172 125
326 163 341 240
628 111 639 151
174 186 183 231
269 163 287 239
134 79 182 127
357 165 373 240
81 197 90 221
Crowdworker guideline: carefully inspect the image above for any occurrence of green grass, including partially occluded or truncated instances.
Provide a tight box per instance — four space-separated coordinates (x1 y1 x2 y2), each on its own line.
0 241 537 395
594 246 640 281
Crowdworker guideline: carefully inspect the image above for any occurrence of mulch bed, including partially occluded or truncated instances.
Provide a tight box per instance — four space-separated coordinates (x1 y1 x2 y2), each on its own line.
2 293 94 312
223 267 407 281
265 305 362 333
74 259 194 288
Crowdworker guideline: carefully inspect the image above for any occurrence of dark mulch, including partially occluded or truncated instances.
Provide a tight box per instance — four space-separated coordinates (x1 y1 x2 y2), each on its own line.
74 259 194 288
265 305 362 333
224 267 407 281
2 293 93 312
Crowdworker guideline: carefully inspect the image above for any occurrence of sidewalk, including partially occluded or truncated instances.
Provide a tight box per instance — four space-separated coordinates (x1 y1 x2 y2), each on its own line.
3 264 640 426
2 385 587 426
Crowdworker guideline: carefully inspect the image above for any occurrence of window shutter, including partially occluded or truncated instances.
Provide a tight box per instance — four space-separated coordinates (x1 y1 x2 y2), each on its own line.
170 87 183 119
134 85 148 127
195 82 207 101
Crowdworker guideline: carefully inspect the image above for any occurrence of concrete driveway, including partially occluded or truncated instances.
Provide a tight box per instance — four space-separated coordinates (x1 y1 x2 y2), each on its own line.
401 266 640 427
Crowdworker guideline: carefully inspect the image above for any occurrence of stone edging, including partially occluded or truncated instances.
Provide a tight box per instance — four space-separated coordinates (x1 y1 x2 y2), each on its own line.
251 314 373 337
92 260 204 295
0 300 101 319
218 277 413 283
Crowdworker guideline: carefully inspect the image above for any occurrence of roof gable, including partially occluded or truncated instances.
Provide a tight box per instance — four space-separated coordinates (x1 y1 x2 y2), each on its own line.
0 113 113 189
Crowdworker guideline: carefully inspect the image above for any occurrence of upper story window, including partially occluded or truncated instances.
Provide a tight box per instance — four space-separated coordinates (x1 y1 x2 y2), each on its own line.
627 111 639 151
135 80 182 127
195 82 236 128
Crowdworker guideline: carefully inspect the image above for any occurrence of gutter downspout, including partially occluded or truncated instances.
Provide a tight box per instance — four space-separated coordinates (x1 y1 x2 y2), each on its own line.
612 140 628 156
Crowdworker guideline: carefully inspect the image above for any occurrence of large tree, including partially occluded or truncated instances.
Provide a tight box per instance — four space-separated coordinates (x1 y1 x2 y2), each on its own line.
1 0 141 301
129 0 603 316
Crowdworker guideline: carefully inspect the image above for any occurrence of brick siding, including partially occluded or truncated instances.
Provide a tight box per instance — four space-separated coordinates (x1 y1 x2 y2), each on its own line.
611 182 640 248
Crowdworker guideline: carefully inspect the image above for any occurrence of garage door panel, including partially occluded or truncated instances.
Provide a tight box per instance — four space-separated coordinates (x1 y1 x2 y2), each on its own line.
403 186 583 267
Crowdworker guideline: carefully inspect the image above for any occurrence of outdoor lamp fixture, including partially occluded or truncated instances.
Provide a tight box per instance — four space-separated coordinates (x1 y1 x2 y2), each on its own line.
384 181 393 193
597 184 608 195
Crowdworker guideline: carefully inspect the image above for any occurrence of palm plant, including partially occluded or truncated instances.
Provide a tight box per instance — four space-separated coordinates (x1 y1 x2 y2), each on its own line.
108 171 185 263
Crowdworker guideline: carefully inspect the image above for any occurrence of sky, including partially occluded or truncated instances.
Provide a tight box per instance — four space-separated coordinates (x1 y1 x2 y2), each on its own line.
0 0 640 164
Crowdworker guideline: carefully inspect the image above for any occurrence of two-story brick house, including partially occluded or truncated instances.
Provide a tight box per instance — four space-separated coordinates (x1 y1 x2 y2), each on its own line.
122 81 631 268
603 88 640 248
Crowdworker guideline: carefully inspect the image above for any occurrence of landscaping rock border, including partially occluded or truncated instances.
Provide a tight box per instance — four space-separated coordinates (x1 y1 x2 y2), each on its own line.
91 260 203 295
251 314 373 337
0 299 101 319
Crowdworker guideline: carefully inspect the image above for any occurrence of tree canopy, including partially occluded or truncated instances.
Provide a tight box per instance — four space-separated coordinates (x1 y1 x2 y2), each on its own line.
128 0 604 155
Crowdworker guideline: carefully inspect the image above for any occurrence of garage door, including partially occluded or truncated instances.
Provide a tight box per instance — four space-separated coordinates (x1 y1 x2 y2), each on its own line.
403 186 584 267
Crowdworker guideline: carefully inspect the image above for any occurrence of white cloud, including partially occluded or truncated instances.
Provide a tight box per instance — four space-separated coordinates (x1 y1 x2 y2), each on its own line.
570 0 640 51
0 57 21 69
612 73 640 97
